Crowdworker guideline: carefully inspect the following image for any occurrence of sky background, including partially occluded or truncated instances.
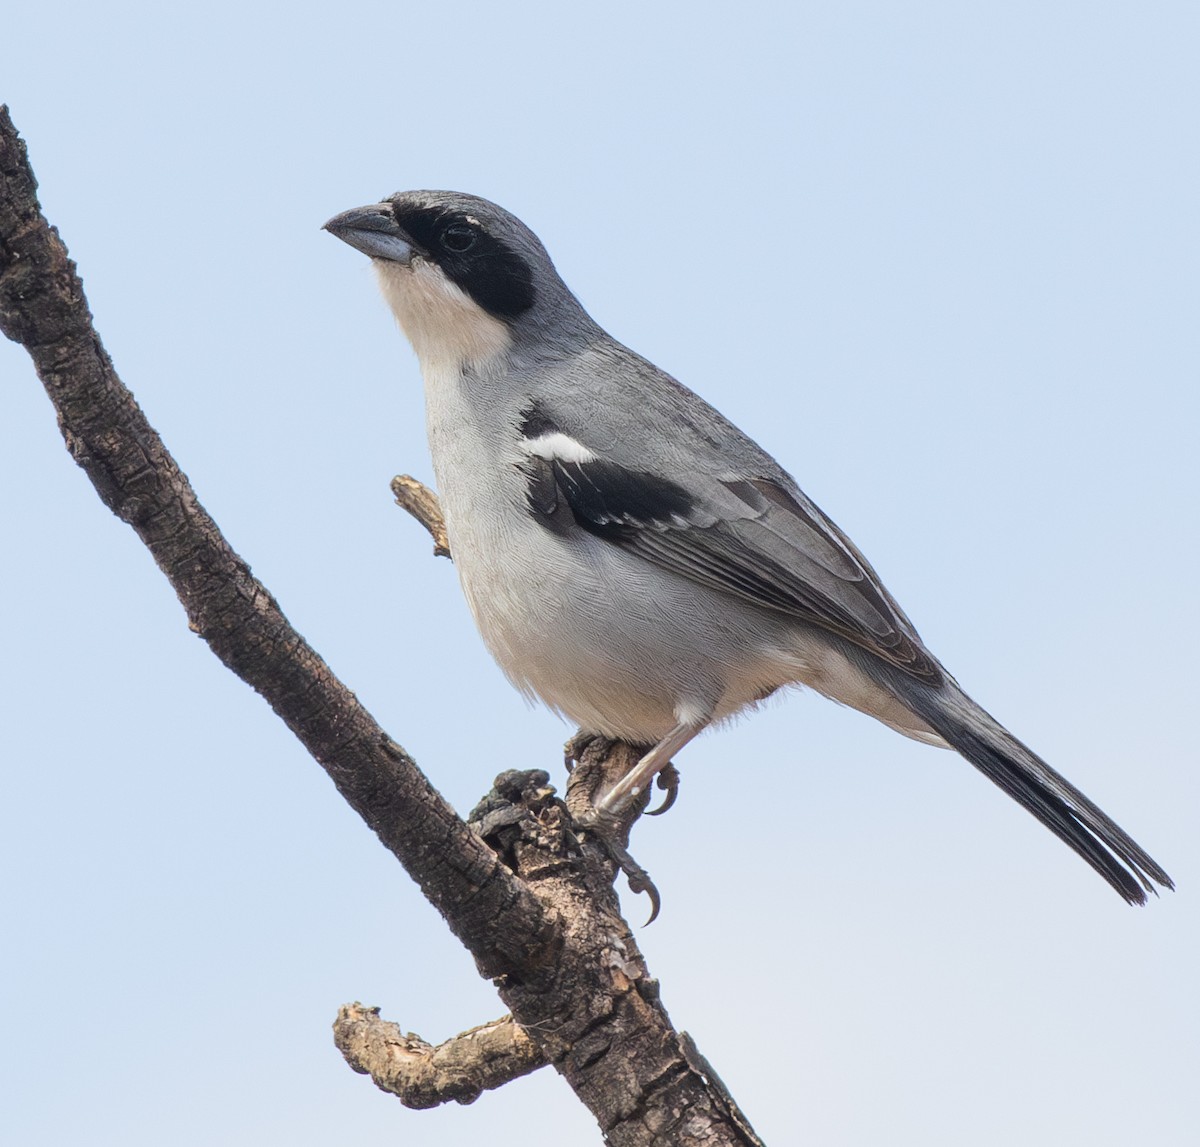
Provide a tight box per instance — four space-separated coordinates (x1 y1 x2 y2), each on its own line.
3 3 1197 1144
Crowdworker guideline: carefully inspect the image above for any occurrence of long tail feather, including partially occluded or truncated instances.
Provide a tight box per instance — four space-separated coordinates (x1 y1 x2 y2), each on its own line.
858 652 1174 903
932 708 1170 903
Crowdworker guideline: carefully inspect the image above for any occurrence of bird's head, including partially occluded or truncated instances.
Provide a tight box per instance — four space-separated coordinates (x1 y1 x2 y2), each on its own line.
324 190 590 369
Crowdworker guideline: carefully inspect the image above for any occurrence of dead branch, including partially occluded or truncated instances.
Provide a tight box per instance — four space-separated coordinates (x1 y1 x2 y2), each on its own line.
0 105 766 1147
334 1006 547 1108
0 103 550 982
391 474 452 558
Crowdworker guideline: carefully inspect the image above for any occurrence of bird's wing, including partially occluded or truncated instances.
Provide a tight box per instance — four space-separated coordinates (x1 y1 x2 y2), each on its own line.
516 394 942 685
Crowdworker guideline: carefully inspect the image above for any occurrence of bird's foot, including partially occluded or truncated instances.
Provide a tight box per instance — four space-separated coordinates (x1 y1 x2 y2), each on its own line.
645 762 681 816
572 802 662 925
563 731 615 774
565 738 662 923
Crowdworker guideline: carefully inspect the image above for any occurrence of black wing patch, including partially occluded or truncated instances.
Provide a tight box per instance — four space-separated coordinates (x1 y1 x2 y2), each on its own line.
553 457 696 536
516 405 940 684
518 402 697 535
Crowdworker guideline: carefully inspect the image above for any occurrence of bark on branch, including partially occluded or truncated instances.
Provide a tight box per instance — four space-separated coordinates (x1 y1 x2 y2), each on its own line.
0 104 551 982
334 1005 547 1108
391 474 451 558
0 106 766 1147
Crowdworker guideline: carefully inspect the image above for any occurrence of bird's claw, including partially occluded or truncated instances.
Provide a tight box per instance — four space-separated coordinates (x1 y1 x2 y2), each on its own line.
606 837 662 925
563 731 615 774
621 860 662 925
573 804 662 925
645 762 681 816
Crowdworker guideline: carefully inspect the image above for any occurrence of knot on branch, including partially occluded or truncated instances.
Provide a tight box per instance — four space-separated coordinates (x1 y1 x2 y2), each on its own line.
468 768 582 895
470 768 558 839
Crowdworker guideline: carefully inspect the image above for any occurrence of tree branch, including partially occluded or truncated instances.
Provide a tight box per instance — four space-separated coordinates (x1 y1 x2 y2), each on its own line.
334 1005 547 1108
0 103 550 982
1 106 766 1146
391 474 452 558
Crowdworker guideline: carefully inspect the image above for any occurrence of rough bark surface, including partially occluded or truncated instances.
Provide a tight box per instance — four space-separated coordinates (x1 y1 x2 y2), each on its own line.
0 105 551 983
474 757 766 1145
391 473 452 558
334 1005 548 1108
0 106 766 1147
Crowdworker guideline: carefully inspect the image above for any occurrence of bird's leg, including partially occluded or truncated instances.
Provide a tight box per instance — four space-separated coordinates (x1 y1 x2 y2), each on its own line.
569 722 707 923
594 721 708 817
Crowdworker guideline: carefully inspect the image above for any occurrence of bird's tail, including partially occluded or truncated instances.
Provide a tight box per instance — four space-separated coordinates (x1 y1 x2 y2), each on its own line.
859 653 1174 904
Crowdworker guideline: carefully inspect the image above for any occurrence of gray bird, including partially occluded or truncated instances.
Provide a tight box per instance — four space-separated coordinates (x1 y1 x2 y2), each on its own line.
324 190 1171 908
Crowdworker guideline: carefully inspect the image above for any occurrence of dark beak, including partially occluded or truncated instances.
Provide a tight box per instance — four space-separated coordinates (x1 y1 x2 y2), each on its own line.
323 203 418 264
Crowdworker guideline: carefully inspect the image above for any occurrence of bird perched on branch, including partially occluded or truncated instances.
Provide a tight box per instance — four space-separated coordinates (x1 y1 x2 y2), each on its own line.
325 190 1171 912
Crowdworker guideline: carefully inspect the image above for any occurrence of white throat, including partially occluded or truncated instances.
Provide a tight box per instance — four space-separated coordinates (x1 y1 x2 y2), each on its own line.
374 258 512 372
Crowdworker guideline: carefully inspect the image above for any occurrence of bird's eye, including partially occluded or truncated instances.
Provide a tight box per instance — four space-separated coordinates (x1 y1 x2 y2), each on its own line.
440 224 477 253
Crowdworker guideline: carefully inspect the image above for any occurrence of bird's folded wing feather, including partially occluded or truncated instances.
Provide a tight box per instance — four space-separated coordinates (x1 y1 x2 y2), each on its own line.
517 389 942 685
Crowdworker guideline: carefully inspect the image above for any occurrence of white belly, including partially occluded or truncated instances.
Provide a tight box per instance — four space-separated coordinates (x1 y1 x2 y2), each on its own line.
424 363 788 739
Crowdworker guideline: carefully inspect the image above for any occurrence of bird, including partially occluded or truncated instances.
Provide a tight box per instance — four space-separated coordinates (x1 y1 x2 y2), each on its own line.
324 190 1172 909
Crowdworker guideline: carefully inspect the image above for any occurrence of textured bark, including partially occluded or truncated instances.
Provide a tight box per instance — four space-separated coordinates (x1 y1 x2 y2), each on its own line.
334 1006 548 1108
0 105 551 984
474 756 766 1145
391 473 452 558
1 106 766 1146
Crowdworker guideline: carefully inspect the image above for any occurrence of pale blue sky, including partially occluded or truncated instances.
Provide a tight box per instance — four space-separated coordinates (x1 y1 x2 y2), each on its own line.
3 4 1197 1144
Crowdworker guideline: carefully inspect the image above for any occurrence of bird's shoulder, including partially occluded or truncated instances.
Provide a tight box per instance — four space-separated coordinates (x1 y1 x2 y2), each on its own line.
528 338 785 481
